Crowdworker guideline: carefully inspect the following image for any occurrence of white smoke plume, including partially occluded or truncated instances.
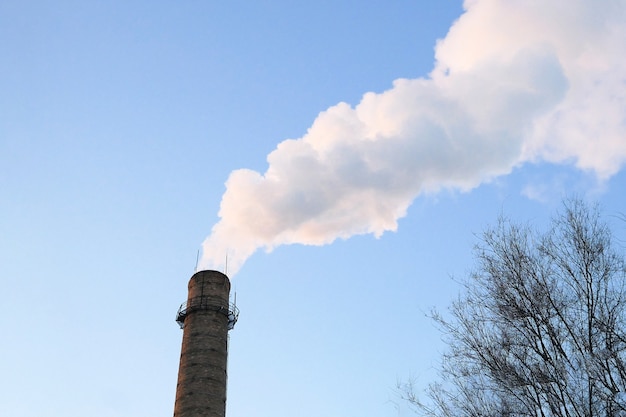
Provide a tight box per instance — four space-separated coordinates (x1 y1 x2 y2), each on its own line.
200 0 626 276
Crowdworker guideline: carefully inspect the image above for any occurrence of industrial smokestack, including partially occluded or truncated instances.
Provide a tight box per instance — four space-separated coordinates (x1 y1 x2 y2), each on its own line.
173 270 239 417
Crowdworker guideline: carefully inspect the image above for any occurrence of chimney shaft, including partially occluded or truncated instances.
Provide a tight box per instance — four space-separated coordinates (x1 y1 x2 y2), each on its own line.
173 270 237 417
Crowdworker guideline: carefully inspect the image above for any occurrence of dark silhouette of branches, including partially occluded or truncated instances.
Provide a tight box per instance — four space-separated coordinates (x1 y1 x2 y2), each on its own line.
406 199 626 417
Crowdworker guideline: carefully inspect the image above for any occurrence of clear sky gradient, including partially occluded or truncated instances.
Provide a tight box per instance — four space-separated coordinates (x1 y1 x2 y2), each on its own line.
1 1 625 417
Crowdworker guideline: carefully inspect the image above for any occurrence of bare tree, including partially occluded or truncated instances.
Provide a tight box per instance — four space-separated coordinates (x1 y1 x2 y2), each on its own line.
407 199 626 417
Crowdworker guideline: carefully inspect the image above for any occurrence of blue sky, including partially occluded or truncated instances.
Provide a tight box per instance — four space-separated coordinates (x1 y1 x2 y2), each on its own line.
2 1 626 417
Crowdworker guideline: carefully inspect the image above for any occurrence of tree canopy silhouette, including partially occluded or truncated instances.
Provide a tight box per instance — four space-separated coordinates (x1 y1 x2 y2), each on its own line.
407 199 626 417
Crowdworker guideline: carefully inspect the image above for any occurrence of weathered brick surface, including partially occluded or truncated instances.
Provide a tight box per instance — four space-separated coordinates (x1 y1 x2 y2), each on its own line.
174 270 231 417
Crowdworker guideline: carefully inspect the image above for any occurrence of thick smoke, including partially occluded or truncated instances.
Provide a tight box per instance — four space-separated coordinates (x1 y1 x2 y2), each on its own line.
200 0 626 275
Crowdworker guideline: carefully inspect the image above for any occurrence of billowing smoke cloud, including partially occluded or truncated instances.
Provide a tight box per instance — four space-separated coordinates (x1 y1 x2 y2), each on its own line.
200 0 626 275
